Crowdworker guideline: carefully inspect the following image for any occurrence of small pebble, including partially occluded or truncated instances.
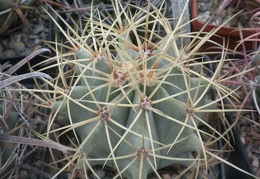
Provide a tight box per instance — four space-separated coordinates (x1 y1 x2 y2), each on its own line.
252 156 259 168
17 42 26 52
245 136 252 143
18 170 28 179
4 49 15 57
227 7 235 16
240 136 245 144
40 32 47 40
162 173 170 179
33 39 41 45
41 14 50 21
199 11 210 23
33 24 45 34
28 34 39 39
21 49 33 56
43 28 49 33
219 10 227 18
198 2 211 12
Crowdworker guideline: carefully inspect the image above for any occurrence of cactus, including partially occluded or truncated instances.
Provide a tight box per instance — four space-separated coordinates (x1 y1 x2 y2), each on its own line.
35 0 254 178
51 37 213 178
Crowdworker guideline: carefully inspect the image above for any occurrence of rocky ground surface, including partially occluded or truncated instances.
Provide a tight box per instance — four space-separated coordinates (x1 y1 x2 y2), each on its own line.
237 111 260 176
197 0 251 28
221 58 260 178
0 3 51 59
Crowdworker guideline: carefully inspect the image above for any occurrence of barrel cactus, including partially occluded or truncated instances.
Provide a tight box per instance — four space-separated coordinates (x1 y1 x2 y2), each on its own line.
37 0 245 178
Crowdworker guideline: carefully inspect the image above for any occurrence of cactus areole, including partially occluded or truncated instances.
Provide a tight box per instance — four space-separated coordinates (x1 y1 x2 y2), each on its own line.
51 1 215 178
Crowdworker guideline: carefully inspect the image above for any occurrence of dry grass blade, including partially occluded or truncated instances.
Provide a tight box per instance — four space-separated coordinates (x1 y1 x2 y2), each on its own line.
0 133 67 153
4 48 50 76
0 72 53 89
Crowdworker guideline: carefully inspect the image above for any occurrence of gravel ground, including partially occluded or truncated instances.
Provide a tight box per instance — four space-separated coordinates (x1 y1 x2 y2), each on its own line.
0 2 51 59
197 0 251 27
221 57 260 178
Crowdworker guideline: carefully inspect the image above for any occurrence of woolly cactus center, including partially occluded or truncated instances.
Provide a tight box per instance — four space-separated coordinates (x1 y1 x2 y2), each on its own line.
98 106 111 121
141 49 152 57
177 51 189 68
110 61 138 87
112 71 128 86
109 52 159 87
63 88 70 95
137 71 158 86
139 96 152 110
137 146 147 157
186 105 195 115
93 52 104 62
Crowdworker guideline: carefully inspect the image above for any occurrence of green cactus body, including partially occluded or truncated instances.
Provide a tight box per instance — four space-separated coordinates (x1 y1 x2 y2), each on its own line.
51 37 214 178
48 1 221 178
